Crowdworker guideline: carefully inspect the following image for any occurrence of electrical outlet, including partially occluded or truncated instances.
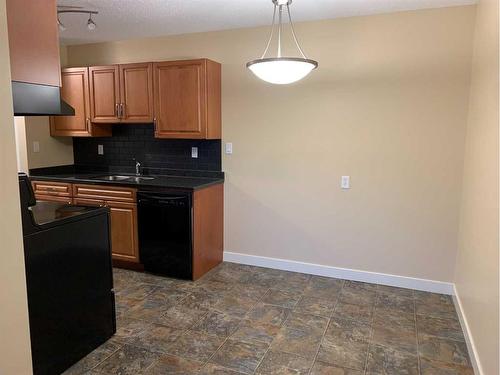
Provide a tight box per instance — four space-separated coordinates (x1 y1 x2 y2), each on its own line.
191 147 198 158
225 142 233 155
33 141 40 153
341 176 350 189
98 144 104 155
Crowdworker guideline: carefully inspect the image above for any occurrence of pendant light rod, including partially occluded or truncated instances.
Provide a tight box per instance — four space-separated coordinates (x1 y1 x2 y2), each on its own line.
260 4 277 59
286 4 307 59
277 4 283 58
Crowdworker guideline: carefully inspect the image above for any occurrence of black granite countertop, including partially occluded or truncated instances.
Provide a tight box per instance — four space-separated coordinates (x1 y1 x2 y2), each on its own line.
29 166 224 191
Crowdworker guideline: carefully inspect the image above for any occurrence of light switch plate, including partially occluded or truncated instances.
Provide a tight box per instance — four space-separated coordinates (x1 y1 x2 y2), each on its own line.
191 147 198 158
33 141 40 153
225 142 233 154
341 176 350 189
98 144 104 155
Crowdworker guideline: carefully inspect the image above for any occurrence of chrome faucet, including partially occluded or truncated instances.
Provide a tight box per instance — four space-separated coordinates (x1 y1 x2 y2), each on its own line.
135 160 141 176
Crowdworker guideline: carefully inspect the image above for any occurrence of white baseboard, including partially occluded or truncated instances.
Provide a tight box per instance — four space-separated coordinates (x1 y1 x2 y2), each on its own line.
223 251 454 295
452 287 482 375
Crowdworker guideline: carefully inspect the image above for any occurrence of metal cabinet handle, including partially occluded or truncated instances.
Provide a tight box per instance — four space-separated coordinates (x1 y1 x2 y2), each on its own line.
86 118 90 128
120 103 125 119
153 117 157 132
115 103 120 117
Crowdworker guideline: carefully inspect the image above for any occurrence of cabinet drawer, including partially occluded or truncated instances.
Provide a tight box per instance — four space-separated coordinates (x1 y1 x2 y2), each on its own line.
32 181 72 197
73 198 106 207
73 184 136 203
35 194 73 205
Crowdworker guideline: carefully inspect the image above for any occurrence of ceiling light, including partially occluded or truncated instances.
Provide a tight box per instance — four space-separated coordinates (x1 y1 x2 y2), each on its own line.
56 9 98 32
87 13 96 31
247 0 318 85
57 17 66 32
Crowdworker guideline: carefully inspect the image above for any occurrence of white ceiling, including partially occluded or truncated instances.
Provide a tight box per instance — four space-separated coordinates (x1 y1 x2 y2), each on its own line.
58 0 476 45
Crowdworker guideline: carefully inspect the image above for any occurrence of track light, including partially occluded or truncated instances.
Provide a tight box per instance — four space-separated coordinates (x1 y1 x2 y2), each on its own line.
56 9 98 32
87 13 96 31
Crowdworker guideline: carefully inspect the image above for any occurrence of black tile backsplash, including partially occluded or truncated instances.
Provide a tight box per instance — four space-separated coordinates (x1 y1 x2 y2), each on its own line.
73 124 221 172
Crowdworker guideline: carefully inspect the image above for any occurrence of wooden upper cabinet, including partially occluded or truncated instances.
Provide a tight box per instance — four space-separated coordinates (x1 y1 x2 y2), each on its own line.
50 68 111 137
119 63 153 123
89 65 120 123
153 59 221 139
6 0 61 87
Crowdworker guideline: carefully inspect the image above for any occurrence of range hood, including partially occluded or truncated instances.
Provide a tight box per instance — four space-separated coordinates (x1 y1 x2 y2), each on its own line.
12 81 75 116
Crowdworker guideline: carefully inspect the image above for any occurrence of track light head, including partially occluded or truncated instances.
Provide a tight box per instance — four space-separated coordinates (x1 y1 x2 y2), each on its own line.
87 14 96 30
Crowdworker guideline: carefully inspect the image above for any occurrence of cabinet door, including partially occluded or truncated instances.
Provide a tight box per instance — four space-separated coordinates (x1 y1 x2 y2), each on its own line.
107 201 139 263
89 65 120 123
119 63 153 123
50 68 91 136
153 60 207 138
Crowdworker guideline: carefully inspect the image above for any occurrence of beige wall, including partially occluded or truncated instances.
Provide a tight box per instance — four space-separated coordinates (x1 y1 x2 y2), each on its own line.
23 116 73 169
67 6 476 283
454 0 499 373
0 0 33 373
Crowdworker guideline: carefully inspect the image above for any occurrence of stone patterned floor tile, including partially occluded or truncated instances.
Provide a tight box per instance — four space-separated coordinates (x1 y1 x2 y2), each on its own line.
255 350 312 374
414 292 458 320
339 284 378 306
166 330 224 362
371 323 417 354
326 316 372 340
62 337 123 374
416 315 465 341
78 266 473 375
213 294 260 318
210 339 269 374
145 354 204 374
418 335 471 367
365 343 418 375
191 310 242 337
125 323 182 353
304 276 344 299
271 326 323 359
375 293 415 313
333 300 373 322
260 289 301 309
246 302 291 327
419 358 474 375
114 318 152 342
316 333 369 371
372 308 415 329
293 296 336 317
231 319 281 344
93 344 160 375
115 283 158 300
310 361 364 375
283 312 329 334
156 299 210 329
229 283 270 300
198 363 248 374
344 280 379 292
377 285 414 298
270 272 311 293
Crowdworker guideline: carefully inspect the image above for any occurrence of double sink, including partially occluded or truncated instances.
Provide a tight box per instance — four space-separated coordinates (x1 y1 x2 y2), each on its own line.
91 175 155 183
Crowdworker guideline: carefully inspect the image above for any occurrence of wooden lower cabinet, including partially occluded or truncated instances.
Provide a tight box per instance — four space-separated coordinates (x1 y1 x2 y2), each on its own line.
35 194 73 204
73 196 139 264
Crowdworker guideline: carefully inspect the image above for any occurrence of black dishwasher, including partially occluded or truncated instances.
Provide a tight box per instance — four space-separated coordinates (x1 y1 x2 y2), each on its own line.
137 191 193 279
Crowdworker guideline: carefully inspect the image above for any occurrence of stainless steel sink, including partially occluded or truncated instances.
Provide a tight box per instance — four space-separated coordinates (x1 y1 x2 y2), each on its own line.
92 175 131 181
91 175 155 183
126 176 155 183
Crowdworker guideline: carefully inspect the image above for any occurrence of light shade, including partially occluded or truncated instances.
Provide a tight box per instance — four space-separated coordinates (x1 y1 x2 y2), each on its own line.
247 57 318 85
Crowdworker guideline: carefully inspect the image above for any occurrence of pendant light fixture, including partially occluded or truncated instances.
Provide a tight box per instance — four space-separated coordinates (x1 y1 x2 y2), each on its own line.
247 0 318 85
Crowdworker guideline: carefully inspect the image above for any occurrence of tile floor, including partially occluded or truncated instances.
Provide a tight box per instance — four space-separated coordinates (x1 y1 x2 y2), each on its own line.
63 262 473 375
